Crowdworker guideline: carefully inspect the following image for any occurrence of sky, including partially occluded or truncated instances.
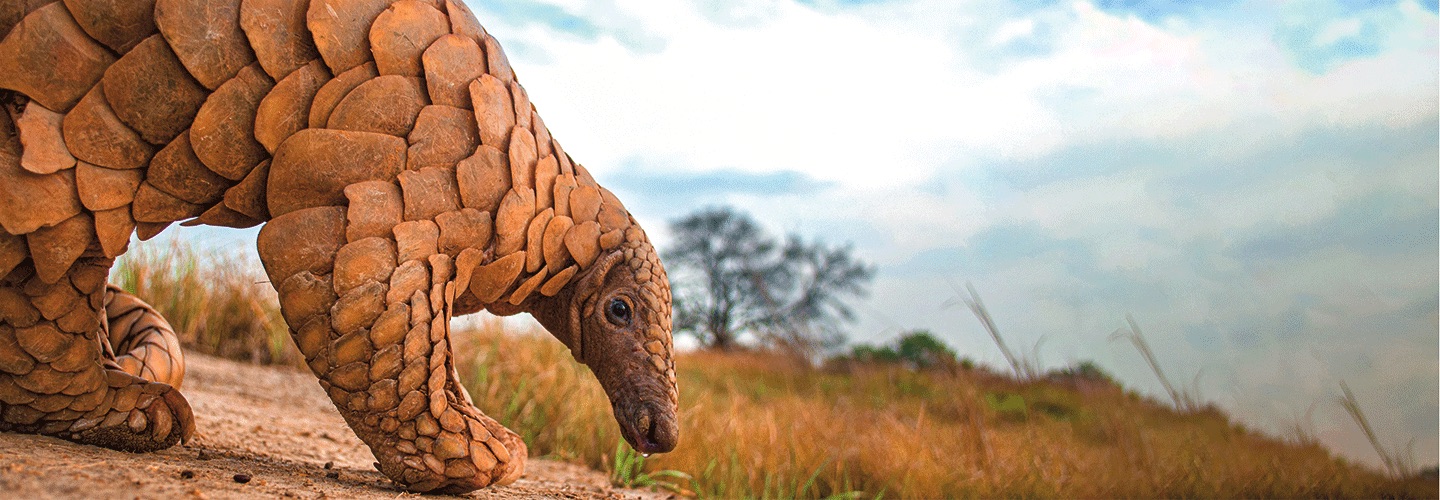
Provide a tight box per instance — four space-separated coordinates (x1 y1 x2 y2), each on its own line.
169 0 1438 472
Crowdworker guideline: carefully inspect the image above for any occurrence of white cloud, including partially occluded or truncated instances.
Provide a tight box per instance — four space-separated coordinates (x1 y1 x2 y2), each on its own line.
490 1 952 187
990 18 1036 46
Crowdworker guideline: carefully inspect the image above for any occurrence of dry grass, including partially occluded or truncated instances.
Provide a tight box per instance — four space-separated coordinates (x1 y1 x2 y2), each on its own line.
455 325 1435 499
110 238 300 366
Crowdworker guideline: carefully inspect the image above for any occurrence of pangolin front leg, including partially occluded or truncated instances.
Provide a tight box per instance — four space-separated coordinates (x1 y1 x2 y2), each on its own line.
0 256 193 452
257 205 523 492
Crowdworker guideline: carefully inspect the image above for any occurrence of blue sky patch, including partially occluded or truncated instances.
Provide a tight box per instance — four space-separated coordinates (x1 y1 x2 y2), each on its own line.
1276 19 1385 73
472 0 600 40
610 166 833 198
471 0 666 53
604 164 835 222
789 0 900 14
1090 0 1238 22
1271 0 1410 73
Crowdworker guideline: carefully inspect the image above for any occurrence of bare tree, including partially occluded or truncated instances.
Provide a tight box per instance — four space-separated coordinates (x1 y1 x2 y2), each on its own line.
664 207 779 349
664 207 873 352
755 236 874 356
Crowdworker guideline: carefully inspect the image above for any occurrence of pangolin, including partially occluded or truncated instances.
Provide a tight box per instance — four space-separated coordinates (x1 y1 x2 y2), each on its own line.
0 0 679 493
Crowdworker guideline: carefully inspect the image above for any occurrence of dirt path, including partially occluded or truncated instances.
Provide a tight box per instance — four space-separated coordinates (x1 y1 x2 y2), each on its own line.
0 354 667 499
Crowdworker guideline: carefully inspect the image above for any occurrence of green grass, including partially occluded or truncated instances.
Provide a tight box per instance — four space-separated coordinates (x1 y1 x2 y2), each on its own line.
610 439 694 495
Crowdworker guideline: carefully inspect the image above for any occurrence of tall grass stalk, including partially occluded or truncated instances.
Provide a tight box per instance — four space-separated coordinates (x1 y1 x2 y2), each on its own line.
1110 314 1201 412
945 282 1040 380
1338 381 1414 480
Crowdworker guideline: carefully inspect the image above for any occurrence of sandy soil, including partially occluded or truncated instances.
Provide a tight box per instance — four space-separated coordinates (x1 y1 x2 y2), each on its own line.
0 354 670 499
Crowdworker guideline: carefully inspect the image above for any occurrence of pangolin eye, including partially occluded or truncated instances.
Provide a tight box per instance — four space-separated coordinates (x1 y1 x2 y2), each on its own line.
606 298 632 325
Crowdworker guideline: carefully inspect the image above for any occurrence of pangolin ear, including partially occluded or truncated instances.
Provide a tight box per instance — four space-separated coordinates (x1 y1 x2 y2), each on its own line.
566 250 624 361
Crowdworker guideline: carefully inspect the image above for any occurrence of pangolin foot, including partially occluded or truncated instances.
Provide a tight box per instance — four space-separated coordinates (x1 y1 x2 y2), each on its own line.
66 371 194 453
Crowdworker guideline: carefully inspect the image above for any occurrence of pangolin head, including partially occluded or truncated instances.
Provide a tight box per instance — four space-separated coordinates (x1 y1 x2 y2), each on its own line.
530 222 679 455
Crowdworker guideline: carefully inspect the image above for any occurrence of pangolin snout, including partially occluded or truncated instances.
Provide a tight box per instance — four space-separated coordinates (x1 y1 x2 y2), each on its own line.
619 401 678 455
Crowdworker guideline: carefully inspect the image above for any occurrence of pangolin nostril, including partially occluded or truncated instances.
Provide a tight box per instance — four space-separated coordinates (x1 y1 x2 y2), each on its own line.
645 417 661 446
637 412 652 440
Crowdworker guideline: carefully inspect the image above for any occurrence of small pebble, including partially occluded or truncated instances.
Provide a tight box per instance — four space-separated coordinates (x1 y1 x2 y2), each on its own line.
323 461 334 470
325 471 340 479
233 473 252 484
179 470 195 479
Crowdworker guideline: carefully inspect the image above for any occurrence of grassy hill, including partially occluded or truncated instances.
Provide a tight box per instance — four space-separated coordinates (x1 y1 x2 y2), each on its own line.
456 326 1434 499
112 241 1435 498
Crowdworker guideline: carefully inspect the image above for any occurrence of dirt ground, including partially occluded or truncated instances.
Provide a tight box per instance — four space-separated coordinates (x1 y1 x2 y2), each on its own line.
0 354 670 499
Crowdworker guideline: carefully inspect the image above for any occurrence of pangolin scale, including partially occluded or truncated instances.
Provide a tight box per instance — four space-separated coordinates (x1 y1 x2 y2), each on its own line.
0 0 678 493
